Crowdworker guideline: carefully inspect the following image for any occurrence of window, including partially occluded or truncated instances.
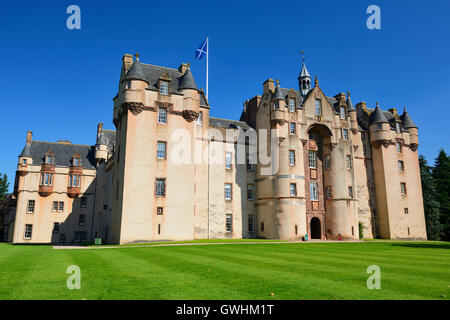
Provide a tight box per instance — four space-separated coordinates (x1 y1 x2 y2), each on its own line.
342 129 349 140
226 214 233 232
315 99 322 116
396 122 401 134
46 155 53 164
22 159 27 165
24 224 33 239
400 183 407 195
398 160 404 171
289 150 295 166
290 183 297 196
79 215 86 226
74 231 87 243
225 183 232 200
289 98 295 112
326 186 332 199
396 142 402 153
261 222 265 231
73 157 81 166
59 234 66 243
247 184 255 200
308 131 316 141
325 154 331 170
160 81 169 95
295 225 298 235
310 182 318 201
290 122 296 134
274 101 279 110
248 215 255 233
225 152 232 169
40 172 54 186
404 208 409 214
158 107 167 124
157 141 167 159
158 224 161 235
340 106 346 119
196 111 203 124
308 150 317 169
27 200 35 214
346 155 352 169
126 80 131 90
155 178 166 196
377 123 382 130
157 207 163 215
80 197 87 208
69 175 81 188
52 201 64 212
348 186 353 198
53 223 60 234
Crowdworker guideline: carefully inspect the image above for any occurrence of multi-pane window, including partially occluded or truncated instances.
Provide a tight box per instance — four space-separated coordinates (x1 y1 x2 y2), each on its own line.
79 215 86 226
226 214 233 232
160 81 169 95
289 150 295 166
225 183 232 200
80 197 87 208
342 129 349 140
52 201 64 212
46 155 53 164
53 223 60 234
157 207 163 215
325 154 331 170
400 183 407 195
396 142 402 153
326 186 332 199
73 157 81 166
196 111 203 124
155 178 166 196
340 106 346 119
74 231 87 243
225 152 232 169
69 175 81 187
346 155 352 169
398 160 404 171
315 99 322 116
27 200 35 214
396 122 401 134
377 123 382 130
247 184 255 200
290 183 297 196
348 186 353 198
289 98 295 112
308 150 317 169
274 101 279 110
308 131 316 141
40 172 54 186
290 122 296 134
310 182 318 201
24 224 33 239
158 107 167 124
248 215 255 233
157 141 167 159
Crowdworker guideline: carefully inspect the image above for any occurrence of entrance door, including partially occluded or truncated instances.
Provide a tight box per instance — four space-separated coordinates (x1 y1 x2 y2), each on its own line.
310 217 321 239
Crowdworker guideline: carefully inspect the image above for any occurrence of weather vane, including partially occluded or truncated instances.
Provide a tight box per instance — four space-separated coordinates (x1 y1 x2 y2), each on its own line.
300 50 305 63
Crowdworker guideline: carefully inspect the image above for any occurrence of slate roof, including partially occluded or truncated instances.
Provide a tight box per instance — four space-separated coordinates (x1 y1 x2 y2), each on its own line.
20 141 96 170
178 68 198 90
401 111 418 129
277 88 304 108
124 60 148 83
96 129 116 149
346 93 355 111
126 63 184 94
272 85 284 100
298 63 311 78
369 105 389 123
19 143 32 157
209 117 252 130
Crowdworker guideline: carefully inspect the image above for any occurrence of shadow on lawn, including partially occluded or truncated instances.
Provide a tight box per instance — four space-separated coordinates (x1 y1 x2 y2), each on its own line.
392 243 450 250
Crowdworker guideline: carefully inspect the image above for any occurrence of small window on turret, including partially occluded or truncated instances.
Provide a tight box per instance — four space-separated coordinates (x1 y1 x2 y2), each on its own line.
274 101 279 110
377 123 382 130
126 81 131 90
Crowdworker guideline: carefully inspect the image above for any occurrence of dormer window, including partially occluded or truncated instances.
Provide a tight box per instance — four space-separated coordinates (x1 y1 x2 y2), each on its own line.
160 81 169 95
289 98 295 112
73 157 81 167
45 153 54 164
340 106 346 119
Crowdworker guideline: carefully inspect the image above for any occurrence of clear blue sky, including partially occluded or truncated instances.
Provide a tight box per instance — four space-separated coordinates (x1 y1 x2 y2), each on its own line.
1 0 449 191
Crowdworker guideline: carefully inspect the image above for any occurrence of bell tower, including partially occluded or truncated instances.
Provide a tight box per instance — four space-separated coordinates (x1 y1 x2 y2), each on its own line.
298 61 311 96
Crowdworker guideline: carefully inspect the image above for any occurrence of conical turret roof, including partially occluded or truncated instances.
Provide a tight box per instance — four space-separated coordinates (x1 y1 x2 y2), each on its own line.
346 92 355 111
178 68 198 90
369 104 388 123
19 143 32 157
273 82 284 100
125 59 148 83
298 62 311 79
401 109 418 129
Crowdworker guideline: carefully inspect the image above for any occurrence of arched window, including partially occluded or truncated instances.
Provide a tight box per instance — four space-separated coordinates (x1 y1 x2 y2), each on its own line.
310 182 318 201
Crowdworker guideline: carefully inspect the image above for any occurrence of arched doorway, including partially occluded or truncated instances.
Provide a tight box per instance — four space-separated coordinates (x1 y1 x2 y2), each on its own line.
310 217 321 239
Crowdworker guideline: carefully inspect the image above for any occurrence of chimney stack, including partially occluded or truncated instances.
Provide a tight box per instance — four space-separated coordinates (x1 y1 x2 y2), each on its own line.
26 131 32 144
178 63 189 74
97 122 104 138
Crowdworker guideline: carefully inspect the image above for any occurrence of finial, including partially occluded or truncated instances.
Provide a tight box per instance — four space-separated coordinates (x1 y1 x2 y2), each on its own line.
314 76 319 87
135 52 140 61
276 79 280 87
187 62 191 69
347 91 351 97
403 106 407 113
376 102 380 107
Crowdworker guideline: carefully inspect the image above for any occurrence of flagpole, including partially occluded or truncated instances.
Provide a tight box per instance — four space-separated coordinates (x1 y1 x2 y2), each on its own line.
206 37 209 100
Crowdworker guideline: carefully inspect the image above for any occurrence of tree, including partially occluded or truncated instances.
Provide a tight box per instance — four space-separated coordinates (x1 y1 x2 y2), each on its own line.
0 173 9 201
419 155 441 240
432 150 450 241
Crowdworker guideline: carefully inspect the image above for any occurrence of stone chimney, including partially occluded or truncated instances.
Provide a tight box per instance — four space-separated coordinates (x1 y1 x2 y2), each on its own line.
26 131 32 144
263 79 275 93
97 122 104 138
178 63 189 74
122 53 134 71
334 93 346 103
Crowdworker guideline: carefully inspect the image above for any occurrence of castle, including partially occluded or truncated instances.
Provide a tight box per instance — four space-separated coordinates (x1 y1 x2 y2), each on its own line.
6 53 427 244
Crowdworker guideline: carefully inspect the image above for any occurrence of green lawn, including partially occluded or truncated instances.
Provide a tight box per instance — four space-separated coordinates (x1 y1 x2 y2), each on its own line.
0 241 449 300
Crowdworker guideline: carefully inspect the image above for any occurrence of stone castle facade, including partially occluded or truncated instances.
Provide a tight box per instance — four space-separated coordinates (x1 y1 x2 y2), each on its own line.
6 53 427 244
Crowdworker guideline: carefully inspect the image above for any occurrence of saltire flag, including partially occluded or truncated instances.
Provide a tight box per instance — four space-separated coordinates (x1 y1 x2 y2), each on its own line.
195 39 208 60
